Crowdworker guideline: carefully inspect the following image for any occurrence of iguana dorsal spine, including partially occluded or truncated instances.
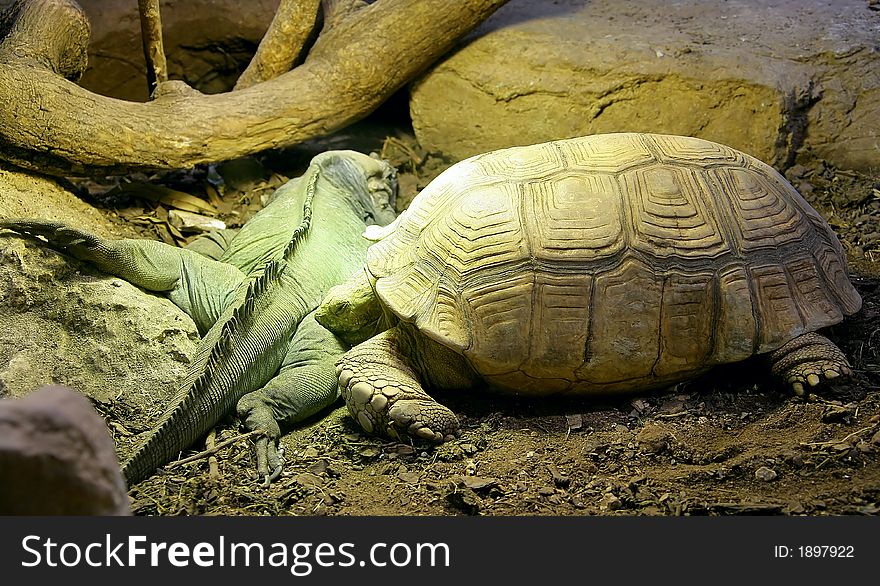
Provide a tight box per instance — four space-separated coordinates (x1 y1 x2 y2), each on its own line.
121 168 319 484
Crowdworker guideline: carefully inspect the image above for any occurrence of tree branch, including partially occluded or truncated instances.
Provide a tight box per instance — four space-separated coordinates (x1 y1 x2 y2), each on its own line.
0 0 508 177
321 0 366 33
0 0 89 81
234 0 320 91
138 0 168 95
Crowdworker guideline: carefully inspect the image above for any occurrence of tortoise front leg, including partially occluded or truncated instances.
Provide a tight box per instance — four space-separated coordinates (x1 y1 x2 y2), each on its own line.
769 332 853 396
337 325 476 442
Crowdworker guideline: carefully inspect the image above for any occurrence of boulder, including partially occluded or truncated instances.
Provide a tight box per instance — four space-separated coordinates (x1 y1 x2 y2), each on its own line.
0 385 130 515
410 0 880 171
0 164 198 416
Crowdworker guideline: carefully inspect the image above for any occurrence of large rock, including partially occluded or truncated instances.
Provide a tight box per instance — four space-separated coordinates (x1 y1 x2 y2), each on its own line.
410 0 880 171
0 164 198 414
0 0 280 101
0 385 130 515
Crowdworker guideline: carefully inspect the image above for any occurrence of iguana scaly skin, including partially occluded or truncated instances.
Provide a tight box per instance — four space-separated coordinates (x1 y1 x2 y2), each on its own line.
0 151 397 485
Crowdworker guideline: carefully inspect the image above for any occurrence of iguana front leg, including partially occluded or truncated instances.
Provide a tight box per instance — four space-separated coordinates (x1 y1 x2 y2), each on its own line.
0 220 244 334
236 311 345 485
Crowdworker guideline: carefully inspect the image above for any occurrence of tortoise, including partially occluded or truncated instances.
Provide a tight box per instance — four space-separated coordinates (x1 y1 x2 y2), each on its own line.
315 133 862 442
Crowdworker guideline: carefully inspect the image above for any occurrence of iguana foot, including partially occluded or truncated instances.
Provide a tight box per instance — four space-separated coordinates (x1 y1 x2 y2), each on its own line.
769 332 853 396
0 220 102 256
236 393 285 486
254 435 284 488
337 332 460 442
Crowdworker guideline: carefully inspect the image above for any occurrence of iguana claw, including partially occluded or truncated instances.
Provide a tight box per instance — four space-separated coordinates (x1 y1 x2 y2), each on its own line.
261 464 284 488
255 434 285 487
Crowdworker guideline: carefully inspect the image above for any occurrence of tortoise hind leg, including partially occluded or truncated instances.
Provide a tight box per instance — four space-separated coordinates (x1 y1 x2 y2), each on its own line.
337 325 478 442
769 332 853 396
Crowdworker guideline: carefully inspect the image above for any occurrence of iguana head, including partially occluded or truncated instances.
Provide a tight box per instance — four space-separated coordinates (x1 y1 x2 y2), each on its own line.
313 150 398 227
316 267 393 347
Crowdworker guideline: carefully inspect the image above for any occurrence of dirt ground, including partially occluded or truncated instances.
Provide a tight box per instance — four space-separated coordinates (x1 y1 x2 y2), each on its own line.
73 118 877 517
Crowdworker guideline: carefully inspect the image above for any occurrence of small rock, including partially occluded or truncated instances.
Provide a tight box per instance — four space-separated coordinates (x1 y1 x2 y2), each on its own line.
783 450 805 468
446 487 481 515
600 493 622 511
855 440 874 454
457 475 498 491
293 472 324 488
565 413 583 430
870 430 880 446
397 471 421 485
308 459 328 476
302 447 320 458
755 466 778 482
636 424 670 454
460 443 479 455
358 446 380 459
548 463 570 488
538 486 556 496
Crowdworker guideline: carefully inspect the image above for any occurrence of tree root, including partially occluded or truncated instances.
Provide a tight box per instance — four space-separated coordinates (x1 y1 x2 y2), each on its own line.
0 0 509 176
234 0 320 91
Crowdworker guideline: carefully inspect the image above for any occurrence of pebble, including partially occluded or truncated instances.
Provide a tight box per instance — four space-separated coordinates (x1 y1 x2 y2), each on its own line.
458 476 498 491
460 442 478 455
636 425 670 454
755 466 778 482
600 493 622 511
397 471 421 485
358 446 380 458
548 464 570 488
293 472 324 488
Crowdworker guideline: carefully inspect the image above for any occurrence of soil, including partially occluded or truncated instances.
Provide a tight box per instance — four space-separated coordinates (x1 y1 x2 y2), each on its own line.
78 119 879 517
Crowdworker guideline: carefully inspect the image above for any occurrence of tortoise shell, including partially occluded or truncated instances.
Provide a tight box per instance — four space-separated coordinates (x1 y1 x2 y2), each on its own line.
366 133 861 394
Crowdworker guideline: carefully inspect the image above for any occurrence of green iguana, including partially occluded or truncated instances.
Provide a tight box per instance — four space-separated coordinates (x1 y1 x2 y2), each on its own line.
0 150 397 486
